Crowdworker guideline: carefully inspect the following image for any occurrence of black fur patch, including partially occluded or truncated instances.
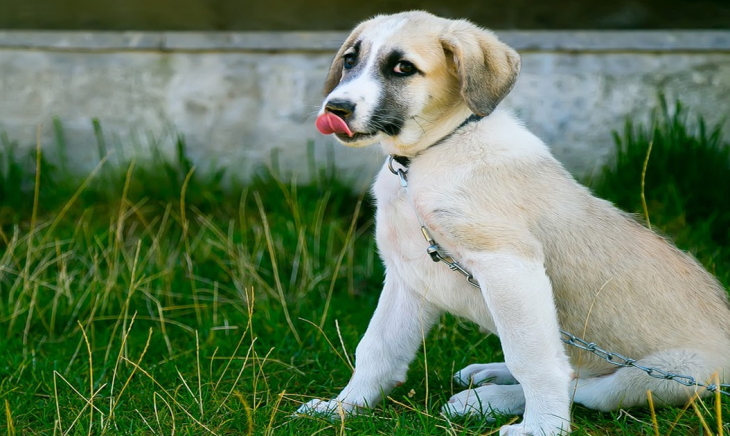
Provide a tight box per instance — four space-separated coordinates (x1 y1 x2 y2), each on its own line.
380 50 405 77
368 48 412 137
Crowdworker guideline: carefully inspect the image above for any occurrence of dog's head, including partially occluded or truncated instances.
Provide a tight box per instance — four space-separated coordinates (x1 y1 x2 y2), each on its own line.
315 11 521 156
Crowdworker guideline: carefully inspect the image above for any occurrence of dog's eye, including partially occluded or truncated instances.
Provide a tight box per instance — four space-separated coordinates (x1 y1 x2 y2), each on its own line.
343 53 357 70
393 61 416 76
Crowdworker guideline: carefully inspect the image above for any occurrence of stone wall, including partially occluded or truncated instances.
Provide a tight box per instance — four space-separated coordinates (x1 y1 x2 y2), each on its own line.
1 31 729 183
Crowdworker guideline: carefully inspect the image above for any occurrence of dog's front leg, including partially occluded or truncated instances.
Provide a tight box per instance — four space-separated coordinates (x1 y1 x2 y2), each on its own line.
448 250 572 435
297 274 441 419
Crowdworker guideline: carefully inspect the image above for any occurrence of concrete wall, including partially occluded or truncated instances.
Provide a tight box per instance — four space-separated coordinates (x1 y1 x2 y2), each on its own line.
1 31 729 183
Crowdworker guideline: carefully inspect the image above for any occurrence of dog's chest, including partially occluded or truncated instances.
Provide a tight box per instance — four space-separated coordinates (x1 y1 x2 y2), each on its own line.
372 165 495 330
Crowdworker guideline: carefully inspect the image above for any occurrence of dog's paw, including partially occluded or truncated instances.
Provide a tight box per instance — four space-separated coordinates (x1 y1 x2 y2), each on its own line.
441 384 525 419
499 421 570 436
295 399 358 420
454 362 518 387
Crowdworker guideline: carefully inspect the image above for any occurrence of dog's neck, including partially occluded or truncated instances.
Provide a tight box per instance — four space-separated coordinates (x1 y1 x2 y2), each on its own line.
383 107 484 167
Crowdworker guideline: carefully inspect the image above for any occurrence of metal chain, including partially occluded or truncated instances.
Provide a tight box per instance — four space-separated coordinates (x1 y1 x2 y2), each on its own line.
560 331 730 396
387 155 730 397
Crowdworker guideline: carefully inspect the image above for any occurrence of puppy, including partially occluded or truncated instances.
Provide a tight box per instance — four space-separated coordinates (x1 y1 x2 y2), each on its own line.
297 10 730 435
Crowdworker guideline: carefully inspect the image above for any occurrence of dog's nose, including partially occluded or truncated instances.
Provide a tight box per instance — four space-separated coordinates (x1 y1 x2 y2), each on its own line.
324 100 355 119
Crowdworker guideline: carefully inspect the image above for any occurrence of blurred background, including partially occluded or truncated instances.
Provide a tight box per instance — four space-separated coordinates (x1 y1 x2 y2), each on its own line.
2 0 730 30
1 0 729 181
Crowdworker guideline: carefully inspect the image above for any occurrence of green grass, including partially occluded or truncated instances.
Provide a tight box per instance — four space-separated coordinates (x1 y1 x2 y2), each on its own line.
586 97 730 285
1 102 730 435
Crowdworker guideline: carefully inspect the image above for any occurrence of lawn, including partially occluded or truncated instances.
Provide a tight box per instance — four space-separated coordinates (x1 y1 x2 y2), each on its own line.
1 101 730 435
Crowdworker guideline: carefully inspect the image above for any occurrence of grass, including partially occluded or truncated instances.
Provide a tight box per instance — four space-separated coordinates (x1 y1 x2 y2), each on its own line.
1 101 729 435
587 97 730 285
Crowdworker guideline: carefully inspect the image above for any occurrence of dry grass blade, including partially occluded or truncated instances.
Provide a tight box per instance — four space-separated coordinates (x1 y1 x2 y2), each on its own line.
196 331 204 418
318 190 365 329
77 321 95 436
299 317 352 370
103 316 152 433
43 155 111 244
666 387 705 436
265 390 286 436
640 139 654 230
233 391 255 436
691 396 713 435
647 390 660 436
213 327 252 391
52 371 107 436
212 336 257 417
334 319 354 371
175 367 200 410
121 356 220 435
153 392 176 436
254 192 301 344
30 125 42 237
135 408 159 435
53 369 62 433
716 373 725 436
5 399 16 436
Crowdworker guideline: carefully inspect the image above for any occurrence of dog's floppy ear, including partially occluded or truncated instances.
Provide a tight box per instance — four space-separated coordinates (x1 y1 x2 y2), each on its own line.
440 21 521 116
323 26 366 96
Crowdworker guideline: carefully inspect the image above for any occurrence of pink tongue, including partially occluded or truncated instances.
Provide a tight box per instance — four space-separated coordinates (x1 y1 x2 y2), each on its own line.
315 113 354 137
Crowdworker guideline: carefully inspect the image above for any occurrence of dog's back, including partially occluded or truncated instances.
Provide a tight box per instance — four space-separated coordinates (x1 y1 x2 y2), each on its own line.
431 109 730 377
539 173 730 373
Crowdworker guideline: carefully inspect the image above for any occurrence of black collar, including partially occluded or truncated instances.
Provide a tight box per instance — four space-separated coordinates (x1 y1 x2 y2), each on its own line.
391 113 483 168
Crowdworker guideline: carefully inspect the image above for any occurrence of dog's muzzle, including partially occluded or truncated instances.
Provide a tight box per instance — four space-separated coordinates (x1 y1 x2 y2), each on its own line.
316 100 355 137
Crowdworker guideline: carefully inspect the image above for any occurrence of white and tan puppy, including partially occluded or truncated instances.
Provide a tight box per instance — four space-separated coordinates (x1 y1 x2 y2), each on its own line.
297 10 730 435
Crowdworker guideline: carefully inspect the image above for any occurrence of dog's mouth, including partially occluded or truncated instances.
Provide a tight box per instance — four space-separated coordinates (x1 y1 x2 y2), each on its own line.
315 112 401 143
315 112 379 143
335 131 377 142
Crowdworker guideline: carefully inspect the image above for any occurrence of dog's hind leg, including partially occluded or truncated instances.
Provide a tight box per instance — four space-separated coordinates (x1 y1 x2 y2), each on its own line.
454 362 518 386
443 383 526 420
572 348 727 411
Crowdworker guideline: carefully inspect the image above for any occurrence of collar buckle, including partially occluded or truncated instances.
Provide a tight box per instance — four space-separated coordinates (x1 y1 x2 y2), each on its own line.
387 155 409 187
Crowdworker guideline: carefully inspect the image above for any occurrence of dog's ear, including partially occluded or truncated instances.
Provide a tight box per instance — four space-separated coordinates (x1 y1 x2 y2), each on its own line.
323 26 366 96
440 22 521 116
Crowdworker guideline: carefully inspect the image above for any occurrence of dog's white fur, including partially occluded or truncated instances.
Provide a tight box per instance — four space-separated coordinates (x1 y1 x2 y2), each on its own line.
297 11 730 435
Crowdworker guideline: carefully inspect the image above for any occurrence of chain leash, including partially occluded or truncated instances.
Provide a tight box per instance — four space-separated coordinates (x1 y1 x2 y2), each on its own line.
387 155 730 397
